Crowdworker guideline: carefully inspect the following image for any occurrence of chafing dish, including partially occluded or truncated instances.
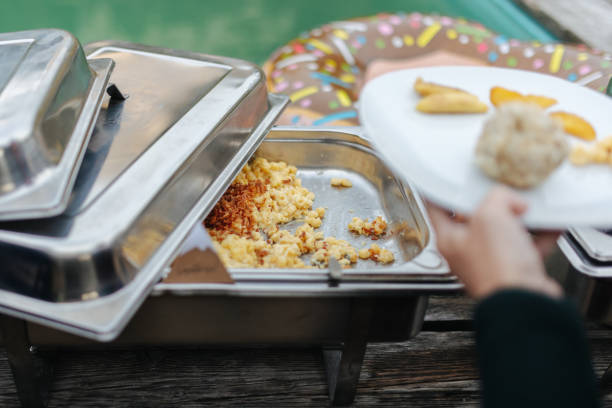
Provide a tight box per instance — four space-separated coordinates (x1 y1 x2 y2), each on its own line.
555 229 612 323
0 29 113 220
0 36 460 407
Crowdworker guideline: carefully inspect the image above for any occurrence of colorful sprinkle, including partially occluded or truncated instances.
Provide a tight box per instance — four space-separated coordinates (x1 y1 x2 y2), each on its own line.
440 16 454 26
311 72 351 88
341 63 351 73
532 41 541 48
404 35 415 46
459 35 469 45
375 38 386 49
477 43 488 53
578 53 589 61
307 62 318 70
494 35 507 45
271 70 282 79
562 60 574 70
312 110 358 126
602 60 611 68
322 84 332 92
287 64 298 71
523 48 535 58
293 81 304 90
567 73 577 82
308 39 333 54
510 39 520 47
488 52 498 62
533 59 544 69
356 35 367 44
446 29 458 40
389 15 402 25
549 45 564 73
544 44 555 54
336 90 352 107
312 50 325 58
328 100 339 109
292 43 306 54
378 22 393 36
578 65 592 76
391 36 403 48
291 115 301 124
499 43 510 54
333 29 349 40
275 81 289 92
290 86 318 102
507 57 518 67
456 24 491 38
422 16 434 26
340 74 356 83
409 19 421 29
417 22 441 47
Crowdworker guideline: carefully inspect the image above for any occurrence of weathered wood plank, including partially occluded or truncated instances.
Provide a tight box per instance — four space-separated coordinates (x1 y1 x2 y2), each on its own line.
0 327 610 407
516 0 612 53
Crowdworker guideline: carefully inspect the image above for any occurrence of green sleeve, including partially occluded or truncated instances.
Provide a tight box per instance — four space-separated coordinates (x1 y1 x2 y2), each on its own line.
474 289 600 408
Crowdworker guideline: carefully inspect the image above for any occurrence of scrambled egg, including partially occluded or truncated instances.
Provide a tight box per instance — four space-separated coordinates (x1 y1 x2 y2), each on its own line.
206 157 368 269
330 177 352 188
358 244 395 264
348 216 388 239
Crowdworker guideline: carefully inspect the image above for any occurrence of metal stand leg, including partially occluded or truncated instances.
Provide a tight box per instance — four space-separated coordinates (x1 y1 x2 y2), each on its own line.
1 315 54 408
323 299 373 406
600 360 612 393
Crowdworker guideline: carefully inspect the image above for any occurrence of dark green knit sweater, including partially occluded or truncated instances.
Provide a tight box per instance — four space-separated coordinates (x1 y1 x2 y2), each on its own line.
475 290 600 407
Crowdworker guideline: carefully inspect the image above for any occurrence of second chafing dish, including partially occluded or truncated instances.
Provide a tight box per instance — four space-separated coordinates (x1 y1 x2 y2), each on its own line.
554 229 612 324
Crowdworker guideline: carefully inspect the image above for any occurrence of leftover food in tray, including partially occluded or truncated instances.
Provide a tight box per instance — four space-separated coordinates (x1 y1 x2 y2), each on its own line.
330 177 352 188
358 244 394 264
348 216 388 239
475 103 568 189
205 157 398 269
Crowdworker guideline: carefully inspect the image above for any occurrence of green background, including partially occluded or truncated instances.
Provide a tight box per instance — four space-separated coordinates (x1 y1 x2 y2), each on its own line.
1 0 555 64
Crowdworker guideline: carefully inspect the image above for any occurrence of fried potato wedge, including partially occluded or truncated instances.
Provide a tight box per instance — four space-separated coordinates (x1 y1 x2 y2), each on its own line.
550 111 596 141
490 86 558 108
523 94 558 109
416 92 488 114
414 77 468 97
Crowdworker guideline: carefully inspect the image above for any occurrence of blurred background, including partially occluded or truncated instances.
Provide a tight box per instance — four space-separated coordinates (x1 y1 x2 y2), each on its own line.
0 0 556 64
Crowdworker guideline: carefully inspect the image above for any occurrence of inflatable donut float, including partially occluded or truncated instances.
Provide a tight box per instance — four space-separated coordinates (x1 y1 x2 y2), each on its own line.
263 13 612 126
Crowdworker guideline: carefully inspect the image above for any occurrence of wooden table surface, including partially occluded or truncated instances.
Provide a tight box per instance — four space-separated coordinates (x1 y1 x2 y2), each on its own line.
1 295 611 407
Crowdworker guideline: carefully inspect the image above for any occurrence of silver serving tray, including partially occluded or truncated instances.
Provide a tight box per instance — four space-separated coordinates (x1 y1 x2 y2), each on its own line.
160 126 458 296
0 29 113 219
0 42 287 341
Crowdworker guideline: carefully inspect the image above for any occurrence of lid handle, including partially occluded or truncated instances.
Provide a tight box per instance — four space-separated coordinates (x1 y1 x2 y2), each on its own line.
106 83 128 102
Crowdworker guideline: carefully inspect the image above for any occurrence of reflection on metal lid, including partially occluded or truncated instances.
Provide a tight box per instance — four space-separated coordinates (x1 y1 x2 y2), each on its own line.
569 227 612 263
0 29 113 220
0 41 288 341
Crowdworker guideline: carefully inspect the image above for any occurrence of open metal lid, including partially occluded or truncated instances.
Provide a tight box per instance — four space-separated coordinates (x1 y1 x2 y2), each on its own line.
0 29 113 219
0 40 287 341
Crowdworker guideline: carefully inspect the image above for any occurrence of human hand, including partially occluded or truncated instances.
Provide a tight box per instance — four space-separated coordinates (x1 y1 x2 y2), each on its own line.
427 187 563 300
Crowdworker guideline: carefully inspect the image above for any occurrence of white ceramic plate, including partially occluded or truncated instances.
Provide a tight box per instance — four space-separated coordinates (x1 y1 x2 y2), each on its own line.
359 66 612 229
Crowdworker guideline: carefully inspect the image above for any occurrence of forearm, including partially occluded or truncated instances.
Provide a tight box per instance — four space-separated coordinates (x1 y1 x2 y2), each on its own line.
475 289 599 408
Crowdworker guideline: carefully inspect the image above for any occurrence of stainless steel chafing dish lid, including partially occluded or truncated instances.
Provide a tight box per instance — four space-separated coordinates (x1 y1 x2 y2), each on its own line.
559 231 612 278
0 41 287 341
568 228 612 263
0 29 113 219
